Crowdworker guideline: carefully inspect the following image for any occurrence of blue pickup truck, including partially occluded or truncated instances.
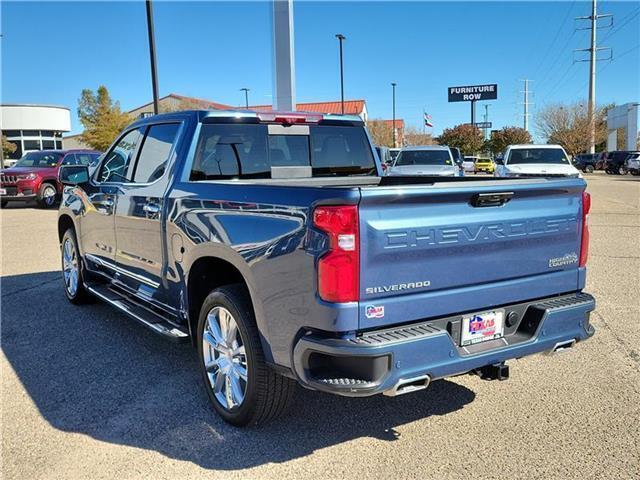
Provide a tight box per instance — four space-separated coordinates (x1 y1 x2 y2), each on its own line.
57 109 595 426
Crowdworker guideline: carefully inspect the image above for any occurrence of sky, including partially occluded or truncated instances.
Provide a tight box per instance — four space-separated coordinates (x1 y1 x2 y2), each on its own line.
1 1 639 138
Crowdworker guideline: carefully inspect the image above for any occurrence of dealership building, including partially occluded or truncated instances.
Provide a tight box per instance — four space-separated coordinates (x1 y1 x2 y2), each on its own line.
1 104 71 162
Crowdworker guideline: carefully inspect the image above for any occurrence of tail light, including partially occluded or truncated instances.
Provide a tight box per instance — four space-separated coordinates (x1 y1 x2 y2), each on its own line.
313 205 359 303
579 191 591 267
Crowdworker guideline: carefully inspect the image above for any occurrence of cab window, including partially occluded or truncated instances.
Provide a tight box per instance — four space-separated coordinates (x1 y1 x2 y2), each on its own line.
98 129 143 182
132 123 180 183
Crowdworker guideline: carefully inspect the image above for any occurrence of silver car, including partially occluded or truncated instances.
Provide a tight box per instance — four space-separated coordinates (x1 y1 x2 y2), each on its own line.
386 146 459 176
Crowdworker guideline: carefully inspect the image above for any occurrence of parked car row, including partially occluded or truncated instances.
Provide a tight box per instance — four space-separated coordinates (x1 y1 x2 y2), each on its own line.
0 149 101 208
573 150 640 175
379 144 579 179
603 151 640 175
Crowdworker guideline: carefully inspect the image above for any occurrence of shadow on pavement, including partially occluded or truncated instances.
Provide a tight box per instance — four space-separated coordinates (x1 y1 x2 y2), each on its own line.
2 271 476 470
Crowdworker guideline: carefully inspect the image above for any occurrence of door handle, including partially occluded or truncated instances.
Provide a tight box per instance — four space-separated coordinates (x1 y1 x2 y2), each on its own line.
143 203 160 215
94 197 114 212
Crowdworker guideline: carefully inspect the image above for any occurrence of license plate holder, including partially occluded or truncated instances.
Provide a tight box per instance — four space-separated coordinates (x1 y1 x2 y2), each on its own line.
461 309 505 346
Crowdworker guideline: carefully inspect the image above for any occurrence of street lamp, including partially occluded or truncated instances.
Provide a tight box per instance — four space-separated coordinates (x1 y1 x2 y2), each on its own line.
335 34 346 114
240 88 250 109
145 0 160 115
391 82 397 148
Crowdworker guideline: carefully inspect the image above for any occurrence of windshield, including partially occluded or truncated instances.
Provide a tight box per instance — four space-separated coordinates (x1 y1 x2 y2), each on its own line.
14 151 63 168
395 150 452 166
507 148 569 165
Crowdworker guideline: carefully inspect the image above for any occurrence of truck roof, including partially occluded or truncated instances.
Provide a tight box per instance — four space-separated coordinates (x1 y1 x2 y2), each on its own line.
401 145 450 151
131 109 364 126
508 144 564 149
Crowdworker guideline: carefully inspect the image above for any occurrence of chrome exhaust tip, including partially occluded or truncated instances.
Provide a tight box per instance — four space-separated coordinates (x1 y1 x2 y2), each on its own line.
547 339 576 355
383 374 431 397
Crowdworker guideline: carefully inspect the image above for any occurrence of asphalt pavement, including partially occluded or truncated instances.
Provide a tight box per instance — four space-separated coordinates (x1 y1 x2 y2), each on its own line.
1 172 639 479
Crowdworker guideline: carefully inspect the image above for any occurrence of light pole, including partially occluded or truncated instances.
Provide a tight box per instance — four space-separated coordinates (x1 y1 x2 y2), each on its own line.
391 82 397 148
335 34 346 114
240 88 250 109
145 0 160 115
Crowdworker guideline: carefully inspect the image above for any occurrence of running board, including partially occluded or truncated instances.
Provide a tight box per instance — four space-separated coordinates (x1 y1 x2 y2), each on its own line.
85 283 189 342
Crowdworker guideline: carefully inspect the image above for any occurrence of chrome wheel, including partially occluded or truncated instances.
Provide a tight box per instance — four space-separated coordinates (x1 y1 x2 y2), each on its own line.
202 306 248 410
43 185 56 206
62 238 78 296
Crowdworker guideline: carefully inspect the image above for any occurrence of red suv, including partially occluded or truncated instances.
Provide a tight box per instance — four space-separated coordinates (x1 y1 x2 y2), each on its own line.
0 149 101 208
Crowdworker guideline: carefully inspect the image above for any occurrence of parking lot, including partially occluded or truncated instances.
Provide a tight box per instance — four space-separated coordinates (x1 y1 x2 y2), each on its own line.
1 172 638 479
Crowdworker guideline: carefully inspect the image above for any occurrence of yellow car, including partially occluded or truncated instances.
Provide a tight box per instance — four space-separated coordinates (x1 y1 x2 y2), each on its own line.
474 157 495 174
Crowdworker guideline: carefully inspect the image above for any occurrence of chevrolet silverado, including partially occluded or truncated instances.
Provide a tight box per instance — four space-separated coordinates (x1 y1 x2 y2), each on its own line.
57 110 595 426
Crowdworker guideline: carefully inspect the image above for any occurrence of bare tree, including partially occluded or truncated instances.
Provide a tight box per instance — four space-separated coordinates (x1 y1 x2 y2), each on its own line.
535 102 608 156
404 126 433 146
366 119 394 147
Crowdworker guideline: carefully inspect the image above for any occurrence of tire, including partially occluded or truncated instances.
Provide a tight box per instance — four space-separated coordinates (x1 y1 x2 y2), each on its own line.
631 171 640 176
61 228 92 304
197 284 295 426
37 183 58 208
585 165 594 174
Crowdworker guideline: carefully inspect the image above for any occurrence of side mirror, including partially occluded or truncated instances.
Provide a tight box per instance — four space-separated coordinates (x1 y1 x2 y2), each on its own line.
495 157 504 165
59 165 90 186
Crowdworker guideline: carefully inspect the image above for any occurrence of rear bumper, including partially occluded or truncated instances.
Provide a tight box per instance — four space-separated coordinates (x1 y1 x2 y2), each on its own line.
292 292 595 397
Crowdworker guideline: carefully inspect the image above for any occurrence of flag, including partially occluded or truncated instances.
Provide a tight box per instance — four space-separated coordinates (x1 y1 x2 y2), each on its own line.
424 112 433 127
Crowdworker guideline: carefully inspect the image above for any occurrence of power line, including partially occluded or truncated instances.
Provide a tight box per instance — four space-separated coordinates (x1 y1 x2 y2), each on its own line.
536 31 577 90
599 8 640 43
531 0 577 81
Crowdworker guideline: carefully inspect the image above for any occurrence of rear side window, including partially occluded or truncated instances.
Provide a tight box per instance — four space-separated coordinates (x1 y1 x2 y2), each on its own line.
75 153 94 166
191 123 375 180
133 123 180 183
61 154 77 165
98 129 143 182
191 124 269 179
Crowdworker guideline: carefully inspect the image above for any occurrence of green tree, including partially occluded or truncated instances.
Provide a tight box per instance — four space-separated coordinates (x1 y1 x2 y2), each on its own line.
487 126 532 155
436 124 483 155
78 86 131 151
2 135 17 157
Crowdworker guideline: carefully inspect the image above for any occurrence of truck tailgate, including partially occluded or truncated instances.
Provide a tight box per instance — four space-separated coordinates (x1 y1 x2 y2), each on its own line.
358 178 586 329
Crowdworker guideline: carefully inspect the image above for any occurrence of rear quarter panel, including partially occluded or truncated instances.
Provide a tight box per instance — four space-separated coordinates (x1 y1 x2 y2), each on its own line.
166 181 361 367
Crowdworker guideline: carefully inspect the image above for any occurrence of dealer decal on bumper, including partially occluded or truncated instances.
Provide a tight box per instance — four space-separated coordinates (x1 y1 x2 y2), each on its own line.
365 305 385 319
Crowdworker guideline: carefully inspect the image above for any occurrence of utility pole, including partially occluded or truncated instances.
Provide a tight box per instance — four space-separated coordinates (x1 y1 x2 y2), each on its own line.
575 0 612 153
484 104 490 140
240 88 250 109
335 34 346 114
391 83 397 148
470 100 476 127
145 0 160 115
519 79 533 132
